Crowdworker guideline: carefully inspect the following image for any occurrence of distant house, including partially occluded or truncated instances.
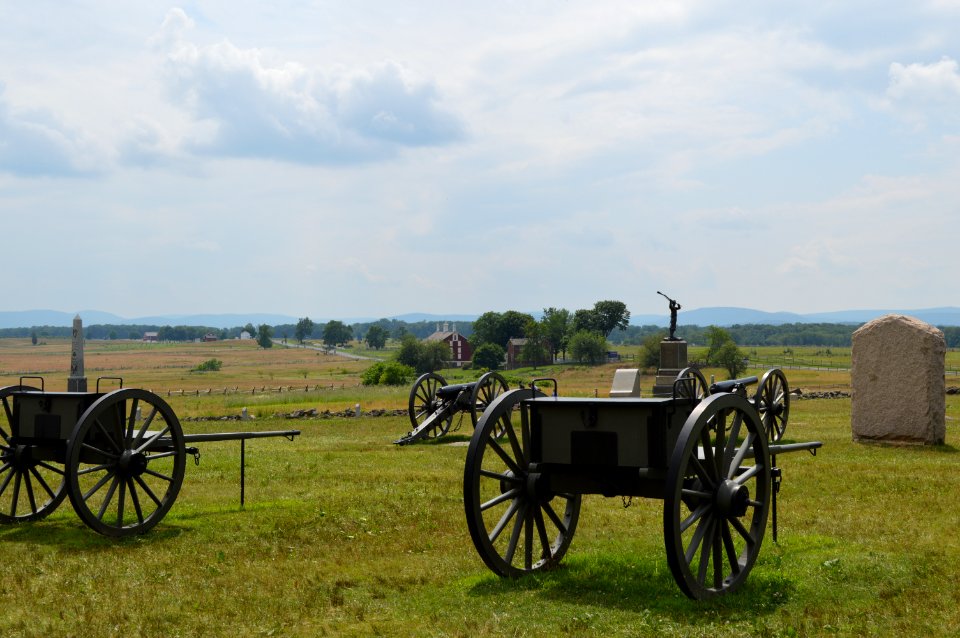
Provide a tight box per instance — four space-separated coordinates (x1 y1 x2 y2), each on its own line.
506 337 553 370
424 322 473 366
203 333 218 342
142 332 159 342
239 331 252 340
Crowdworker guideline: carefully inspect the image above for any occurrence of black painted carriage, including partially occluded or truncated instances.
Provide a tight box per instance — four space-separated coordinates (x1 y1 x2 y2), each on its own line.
462 367 818 600
0 378 298 537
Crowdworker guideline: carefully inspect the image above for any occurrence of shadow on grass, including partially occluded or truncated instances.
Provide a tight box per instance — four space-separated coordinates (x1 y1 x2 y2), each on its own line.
466 553 793 620
0 517 188 549
0 499 302 548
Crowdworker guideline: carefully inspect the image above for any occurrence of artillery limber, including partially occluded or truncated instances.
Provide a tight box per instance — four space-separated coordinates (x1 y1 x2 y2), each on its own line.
463 367 818 600
394 371 509 445
0 377 299 537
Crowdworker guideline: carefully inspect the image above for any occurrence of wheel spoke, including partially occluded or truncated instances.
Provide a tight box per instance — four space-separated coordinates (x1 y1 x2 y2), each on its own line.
96 475 120 521
135 406 158 445
94 418 123 454
542 499 569 536
488 497 522 544
729 515 756 547
486 438 522 476
116 478 127 528
134 475 163 508
135 426 171 454
726 432 754 480
82 442 119 461
721 519 742 575
684 511 711 564
35 461 65 475
481 488 520 512
734 463 762 486
680 502 710 533
504 502 527 566
142 467 175 483
524 505 534 570
128 478 144 525
29 466 58 500
10 471 22 516
696 516 714 586
0 464 14 496
533 507 551 561
479 468 520 483
82 470 116 502
126 398 139 439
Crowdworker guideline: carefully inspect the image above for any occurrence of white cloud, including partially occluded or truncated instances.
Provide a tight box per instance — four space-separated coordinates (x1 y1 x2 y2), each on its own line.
887 57 960 100
0 85 104 177
151 9 464 165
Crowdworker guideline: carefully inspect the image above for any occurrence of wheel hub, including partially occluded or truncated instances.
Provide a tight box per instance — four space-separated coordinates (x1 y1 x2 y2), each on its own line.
11 444 36 470
118 450 149 477
715 479 749 517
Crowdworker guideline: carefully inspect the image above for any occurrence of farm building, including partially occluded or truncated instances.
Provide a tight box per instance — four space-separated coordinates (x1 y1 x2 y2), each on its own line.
506 337 552 369
424 322 473 366
142 332 159 342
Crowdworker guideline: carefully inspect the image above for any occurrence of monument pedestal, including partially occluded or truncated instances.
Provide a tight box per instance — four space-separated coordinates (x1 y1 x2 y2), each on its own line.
652 339 688 396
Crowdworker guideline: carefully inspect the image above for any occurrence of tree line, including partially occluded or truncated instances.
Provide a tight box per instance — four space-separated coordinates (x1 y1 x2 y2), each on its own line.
6 319 960 349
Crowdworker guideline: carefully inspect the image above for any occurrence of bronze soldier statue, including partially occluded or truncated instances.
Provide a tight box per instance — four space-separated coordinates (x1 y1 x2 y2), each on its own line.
657 291 681 341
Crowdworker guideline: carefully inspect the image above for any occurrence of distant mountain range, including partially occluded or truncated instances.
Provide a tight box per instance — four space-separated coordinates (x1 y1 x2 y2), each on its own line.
2 307 960 330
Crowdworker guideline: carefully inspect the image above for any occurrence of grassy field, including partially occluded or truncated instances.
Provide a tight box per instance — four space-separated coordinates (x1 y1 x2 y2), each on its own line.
2 339 960 636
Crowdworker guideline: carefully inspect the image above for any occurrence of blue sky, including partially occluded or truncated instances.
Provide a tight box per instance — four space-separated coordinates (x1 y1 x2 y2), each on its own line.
1 1 958 320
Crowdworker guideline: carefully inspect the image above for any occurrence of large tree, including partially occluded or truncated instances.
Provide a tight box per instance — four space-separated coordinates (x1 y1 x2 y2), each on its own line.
323 320 353 346
568 330 608 365
540 307 570 361
571 300 630 337
470 310 534 349
592 300 630 335
294 317 315 344
256 324 273 348
394 335 450 373
364 324 388 350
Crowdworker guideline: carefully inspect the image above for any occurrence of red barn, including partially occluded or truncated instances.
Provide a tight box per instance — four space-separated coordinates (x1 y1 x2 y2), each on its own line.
424 322 473 367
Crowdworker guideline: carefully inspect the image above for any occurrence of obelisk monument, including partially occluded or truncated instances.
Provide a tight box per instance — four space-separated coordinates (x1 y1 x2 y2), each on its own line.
67 314 87 392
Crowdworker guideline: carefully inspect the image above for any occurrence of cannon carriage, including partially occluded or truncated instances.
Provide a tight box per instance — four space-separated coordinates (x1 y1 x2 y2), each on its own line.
462 367 817 600
0 378 298 537
394 371 509 445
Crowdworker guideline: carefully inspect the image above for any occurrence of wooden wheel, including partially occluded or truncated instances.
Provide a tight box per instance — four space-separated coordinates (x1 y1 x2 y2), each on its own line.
407 373 451 438
664 392 771 599
463 389 581 576
674 367 709 401
66 389 186 537
755 368 790 443
0 385 68 523
469 371 509 427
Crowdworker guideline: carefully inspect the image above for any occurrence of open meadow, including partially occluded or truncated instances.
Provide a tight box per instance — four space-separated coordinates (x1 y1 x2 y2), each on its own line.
2 338 960 637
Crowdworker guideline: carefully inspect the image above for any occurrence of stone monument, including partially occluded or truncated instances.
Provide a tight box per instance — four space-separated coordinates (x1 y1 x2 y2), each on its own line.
652 292 689 396
67 314 88 392
851 314 945 445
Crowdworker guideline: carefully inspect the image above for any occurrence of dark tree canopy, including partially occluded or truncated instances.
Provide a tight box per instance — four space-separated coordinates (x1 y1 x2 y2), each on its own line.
323 320 353 346
470 310 534 349
294 317 315 343
364 324 388 350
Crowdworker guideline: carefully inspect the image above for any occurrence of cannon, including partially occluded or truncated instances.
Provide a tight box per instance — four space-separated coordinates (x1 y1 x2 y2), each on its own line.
462 367 818 600
394 371 509 445
0 378 299 537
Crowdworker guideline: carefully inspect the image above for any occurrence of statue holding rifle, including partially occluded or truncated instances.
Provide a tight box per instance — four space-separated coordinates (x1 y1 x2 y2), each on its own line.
657 292 681 341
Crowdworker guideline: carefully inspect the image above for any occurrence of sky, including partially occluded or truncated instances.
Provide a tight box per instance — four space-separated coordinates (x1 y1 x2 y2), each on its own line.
1 1 959 321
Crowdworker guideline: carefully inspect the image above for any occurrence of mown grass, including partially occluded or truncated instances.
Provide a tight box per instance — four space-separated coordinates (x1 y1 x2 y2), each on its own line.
3 338 960 636
2 392 960 637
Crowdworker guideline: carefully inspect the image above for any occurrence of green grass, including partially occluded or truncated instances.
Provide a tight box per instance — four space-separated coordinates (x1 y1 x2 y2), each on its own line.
3 395 960 636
